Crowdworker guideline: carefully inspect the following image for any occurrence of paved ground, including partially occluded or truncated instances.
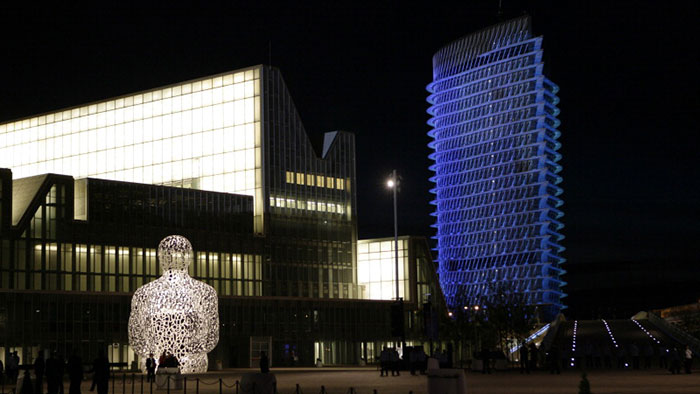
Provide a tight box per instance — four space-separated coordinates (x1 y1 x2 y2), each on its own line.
11 367 699 394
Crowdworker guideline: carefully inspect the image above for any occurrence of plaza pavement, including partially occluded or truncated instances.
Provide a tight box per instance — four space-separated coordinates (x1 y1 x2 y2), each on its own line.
8 367 700 394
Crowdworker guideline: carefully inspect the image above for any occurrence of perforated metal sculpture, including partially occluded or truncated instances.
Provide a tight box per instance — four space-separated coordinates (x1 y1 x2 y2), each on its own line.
128 235 219 373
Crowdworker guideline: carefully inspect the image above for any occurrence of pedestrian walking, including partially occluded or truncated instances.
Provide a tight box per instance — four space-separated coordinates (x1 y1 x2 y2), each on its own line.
379 347 389 377
20 370 34 394
480 347 491 374
684 345 692 374
528 343 538 371
390 348 400 376
67 351 83 394
7 351 19 384
669 347 681 374
89 350 109 394
259 351 269 373
145 353 156 382
35 353 45 394
519 342 529 374
409 347 418 375
46 352 65 394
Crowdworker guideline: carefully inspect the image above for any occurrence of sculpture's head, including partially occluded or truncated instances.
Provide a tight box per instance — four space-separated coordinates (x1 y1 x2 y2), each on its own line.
158 235 193 272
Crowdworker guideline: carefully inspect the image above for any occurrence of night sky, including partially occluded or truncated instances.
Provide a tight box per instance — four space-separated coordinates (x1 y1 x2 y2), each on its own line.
1 2 698 307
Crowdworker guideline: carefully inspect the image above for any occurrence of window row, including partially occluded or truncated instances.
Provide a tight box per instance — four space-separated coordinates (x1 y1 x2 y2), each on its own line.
431 121 537 151
270 196 345 215
285 171 345 190
433 146 538 176
1 242 262 282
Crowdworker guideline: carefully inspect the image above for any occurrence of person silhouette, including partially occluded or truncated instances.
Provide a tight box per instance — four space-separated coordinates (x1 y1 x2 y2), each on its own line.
128 236 219 373
145 353 156 382
90 350 109 394
67 350 84 394
259 352 269 373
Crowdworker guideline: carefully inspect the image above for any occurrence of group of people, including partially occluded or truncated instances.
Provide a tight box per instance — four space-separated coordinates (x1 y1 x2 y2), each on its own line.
0 351 21 384
378 346 441 377
477 347 507 374
544 341 694 375
378 347 402 376
0 350 110 394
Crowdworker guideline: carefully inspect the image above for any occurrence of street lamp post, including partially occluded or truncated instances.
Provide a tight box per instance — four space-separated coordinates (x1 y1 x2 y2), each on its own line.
387 170 405 351
387 169 399 301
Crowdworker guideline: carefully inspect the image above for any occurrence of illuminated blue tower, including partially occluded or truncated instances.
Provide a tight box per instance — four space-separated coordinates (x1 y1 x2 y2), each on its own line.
427 16 565 320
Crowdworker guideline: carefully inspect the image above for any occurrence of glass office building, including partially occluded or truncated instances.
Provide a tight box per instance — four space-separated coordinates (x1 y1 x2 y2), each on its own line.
427 16 565 320
0 65 443 367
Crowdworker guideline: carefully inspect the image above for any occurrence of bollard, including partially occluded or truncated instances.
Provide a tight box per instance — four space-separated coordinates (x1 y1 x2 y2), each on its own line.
123 374 126 394
149 376 153 394
183 377 187 394
167 375 171 394
296 384 301 394
132 374 135 394
196 378 200 394
374 390 378 394
219 379 222 394
320 385 326 394
141 374 144 394
235 380 239 394
112 371 116 394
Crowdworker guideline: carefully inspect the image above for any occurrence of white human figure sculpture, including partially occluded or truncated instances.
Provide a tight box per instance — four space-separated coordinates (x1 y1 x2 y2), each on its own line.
128 235 219 373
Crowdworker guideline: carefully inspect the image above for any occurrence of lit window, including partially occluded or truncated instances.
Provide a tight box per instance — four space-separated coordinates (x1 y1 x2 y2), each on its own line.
286 171 295 184
307 201 316 211
276 198 285 208
327 203 336 213
296 172 305 185
317 202 326 212
286 199 296 209
337 204 345 214
336 178 344 190
317 175 325 187
306 174 315 186
326 177 334 189
269 197 275 207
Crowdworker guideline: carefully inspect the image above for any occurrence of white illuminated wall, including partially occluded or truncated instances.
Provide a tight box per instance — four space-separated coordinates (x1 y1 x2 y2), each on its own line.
357 238 409 301
0 67 263 231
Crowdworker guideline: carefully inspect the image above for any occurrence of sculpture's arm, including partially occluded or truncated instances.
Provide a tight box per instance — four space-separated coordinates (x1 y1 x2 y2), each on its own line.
202 287 219 353
128 287 151 356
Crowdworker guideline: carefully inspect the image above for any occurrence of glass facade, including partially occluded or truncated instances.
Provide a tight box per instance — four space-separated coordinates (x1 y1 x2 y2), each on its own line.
427 16 565 320
0 68 264 232
357 238 409 301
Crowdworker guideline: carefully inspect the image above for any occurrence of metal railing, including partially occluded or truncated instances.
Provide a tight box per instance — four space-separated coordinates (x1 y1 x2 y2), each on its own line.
644 310 700 355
